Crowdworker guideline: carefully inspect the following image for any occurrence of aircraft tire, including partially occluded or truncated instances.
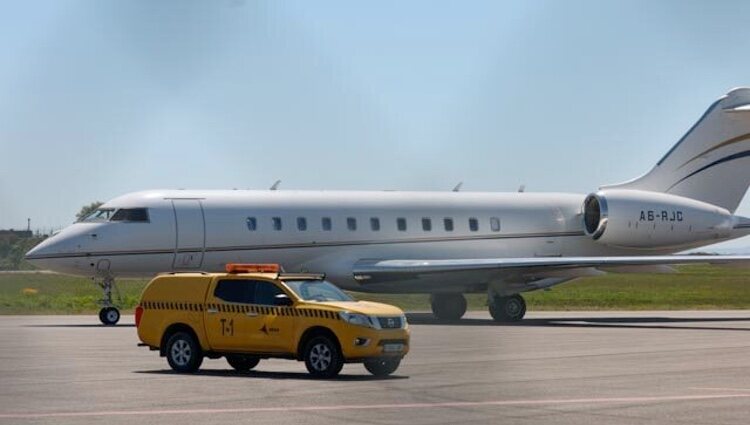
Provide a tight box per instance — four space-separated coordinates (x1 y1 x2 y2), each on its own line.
226 354 260 372
99 307 120 326
364 358 401 377
430 293 467 321
489 294 526 322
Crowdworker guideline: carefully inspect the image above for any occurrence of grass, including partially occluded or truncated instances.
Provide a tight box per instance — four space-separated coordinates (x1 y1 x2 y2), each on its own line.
1 265 750 314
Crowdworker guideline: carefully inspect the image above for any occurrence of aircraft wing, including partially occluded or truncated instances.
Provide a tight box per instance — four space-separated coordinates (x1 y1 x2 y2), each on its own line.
352 255 750 289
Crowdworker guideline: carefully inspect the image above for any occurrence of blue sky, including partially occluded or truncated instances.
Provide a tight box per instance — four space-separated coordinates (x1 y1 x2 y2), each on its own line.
2 0 750 249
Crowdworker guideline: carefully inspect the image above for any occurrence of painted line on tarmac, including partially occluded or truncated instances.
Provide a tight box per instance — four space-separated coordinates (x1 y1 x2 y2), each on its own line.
2 393 750 419
691 387 750 392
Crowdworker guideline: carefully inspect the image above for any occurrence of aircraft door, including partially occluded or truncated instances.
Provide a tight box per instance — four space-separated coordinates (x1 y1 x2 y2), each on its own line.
171 199 205 269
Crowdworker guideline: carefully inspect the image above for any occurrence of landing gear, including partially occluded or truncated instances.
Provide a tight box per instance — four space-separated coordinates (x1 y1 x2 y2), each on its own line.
95 275 120 326
430 293 467 321
489 294 526 322
99 307 120 326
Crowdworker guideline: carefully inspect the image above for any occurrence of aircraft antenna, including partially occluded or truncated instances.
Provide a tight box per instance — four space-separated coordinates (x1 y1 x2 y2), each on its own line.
270 180 281 190
452 182 463 192
518 184 526 193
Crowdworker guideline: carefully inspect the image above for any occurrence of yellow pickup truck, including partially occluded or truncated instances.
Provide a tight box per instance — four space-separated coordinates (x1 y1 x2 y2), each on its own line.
136 264 409 378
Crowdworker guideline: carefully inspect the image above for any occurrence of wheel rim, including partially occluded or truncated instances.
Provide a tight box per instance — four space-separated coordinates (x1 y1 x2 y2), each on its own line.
505 299 521 318
309 343 332 371
171 340 191 366
105 310 118 323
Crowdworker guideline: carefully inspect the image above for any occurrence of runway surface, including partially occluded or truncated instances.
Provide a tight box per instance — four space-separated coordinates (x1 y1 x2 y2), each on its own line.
3 311 750 424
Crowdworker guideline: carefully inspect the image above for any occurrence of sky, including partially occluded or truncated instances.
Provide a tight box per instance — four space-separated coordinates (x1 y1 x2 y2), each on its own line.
2 0 750 250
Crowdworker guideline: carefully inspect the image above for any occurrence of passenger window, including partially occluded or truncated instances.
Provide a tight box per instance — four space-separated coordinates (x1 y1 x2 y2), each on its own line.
272 217 282 231
397 218 407 231
214 280 256 304
422 218 432 231
469 217 479 232
297 217 307 231
246 217 257 231
322 217 332 231
444 218 454 232
490 217 501 232
110 208 149 222
347 217 357 231
370 217 380 231
254 281 285 306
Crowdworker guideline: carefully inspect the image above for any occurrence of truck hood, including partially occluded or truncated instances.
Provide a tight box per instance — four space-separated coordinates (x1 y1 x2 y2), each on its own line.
310 300 404 316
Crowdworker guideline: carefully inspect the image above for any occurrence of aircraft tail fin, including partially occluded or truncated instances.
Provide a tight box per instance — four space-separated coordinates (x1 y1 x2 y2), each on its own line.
604 88 750 212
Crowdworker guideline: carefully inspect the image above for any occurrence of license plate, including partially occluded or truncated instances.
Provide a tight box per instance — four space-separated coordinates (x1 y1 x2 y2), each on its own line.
383 343 404 353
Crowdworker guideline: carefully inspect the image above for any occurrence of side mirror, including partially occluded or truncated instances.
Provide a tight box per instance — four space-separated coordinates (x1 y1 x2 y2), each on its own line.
274 294 293 306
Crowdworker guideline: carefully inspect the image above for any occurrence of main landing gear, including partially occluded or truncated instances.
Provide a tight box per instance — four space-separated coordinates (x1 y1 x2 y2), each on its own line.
488 294 526 322
430 293 467 321
429 292 528 322
95 275 121 326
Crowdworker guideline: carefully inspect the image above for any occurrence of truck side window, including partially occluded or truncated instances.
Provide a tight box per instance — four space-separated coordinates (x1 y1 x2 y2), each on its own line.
255 281 284 306
214 279 256 304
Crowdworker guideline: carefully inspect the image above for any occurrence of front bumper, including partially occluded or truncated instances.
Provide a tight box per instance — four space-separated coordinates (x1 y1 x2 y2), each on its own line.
340 328 410 361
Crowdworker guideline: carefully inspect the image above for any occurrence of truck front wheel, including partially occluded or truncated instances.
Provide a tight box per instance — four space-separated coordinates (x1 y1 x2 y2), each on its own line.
303 335 343 378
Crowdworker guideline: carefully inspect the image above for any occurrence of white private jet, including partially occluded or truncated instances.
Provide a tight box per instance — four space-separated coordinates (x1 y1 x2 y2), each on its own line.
26 88 750 325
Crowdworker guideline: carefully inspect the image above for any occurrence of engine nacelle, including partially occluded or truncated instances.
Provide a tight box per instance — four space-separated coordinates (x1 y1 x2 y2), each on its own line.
582 189 733 249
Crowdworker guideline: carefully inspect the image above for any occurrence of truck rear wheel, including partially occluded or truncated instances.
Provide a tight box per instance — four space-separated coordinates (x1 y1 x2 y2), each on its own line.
364 358 401 377
226 354 260 372
166 331 203 373
303 335 343 378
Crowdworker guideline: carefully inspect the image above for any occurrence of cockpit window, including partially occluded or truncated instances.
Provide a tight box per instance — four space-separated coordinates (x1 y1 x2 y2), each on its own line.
110 208 149 222
81 208 116 222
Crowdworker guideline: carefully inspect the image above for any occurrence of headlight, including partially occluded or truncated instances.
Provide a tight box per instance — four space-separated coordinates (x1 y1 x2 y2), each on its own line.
339 312 379 329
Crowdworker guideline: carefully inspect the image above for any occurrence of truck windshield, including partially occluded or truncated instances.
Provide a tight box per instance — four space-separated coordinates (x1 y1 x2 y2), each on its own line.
284 280 354 302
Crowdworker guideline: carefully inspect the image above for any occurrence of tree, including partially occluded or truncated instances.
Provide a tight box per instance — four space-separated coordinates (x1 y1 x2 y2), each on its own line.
76 201 103 221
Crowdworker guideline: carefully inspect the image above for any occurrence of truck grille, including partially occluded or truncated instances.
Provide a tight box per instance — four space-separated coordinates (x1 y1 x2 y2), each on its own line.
377 316 403 329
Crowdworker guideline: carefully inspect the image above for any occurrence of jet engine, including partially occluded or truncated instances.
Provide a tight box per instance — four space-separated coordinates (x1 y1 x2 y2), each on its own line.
582 189 733 249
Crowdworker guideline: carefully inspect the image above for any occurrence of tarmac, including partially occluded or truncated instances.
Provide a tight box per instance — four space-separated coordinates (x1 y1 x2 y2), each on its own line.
3 311 750 424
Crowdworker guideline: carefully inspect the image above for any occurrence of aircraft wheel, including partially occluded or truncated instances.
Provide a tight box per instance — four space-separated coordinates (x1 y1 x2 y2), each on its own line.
430 293 467 321
99 307 120 326
226 354 260 372
489 294 526 322
364 358 401 377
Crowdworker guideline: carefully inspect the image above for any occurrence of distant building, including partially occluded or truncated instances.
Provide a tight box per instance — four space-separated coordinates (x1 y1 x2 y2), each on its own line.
0 229 33 238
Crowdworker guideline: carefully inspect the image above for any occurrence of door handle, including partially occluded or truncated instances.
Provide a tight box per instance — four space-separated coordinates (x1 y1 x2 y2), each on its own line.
207 308 218 314
245 311 258 317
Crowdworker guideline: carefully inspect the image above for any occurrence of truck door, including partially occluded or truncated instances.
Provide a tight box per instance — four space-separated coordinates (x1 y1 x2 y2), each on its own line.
171 199 205 270
204 279 264 352
252 281 296 353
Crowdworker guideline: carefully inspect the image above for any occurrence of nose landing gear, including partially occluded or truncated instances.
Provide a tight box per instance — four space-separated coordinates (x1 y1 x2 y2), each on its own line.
95 275 121 325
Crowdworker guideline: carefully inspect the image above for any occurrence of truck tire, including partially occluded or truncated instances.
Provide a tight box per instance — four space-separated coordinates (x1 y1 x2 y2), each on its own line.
303 335 343 378
364 358 401 377
165 331 203 373
226 354 260 372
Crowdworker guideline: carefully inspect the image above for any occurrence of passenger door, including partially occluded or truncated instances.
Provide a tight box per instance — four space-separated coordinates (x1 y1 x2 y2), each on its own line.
204 279 264 352
171 199 205 270
252 281 297 353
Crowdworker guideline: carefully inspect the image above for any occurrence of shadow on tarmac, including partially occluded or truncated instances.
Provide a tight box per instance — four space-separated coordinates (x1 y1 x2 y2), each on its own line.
135 369 408 381
406 312 750 332
25 324 135 328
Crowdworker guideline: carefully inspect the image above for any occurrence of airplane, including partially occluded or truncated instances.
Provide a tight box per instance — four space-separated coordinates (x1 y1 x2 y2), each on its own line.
25 88 750 325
